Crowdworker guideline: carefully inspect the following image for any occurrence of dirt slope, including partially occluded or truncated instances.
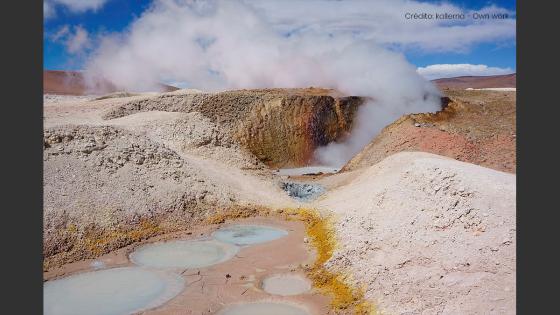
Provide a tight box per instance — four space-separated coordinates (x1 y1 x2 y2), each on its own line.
315 152 515 315
343 89 516 173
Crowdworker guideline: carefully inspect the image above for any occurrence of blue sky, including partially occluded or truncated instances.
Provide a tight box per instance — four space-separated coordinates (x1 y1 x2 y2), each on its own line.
408 41 515 69
44 0 152 70
44 0 516 80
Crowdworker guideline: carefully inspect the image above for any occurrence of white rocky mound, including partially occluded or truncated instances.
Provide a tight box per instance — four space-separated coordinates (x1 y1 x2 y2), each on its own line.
316 152 515 315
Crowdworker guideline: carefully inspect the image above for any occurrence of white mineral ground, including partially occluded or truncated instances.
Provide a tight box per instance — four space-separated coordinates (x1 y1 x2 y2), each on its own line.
465 87 516 91
44 92 515 315
312 152 515 314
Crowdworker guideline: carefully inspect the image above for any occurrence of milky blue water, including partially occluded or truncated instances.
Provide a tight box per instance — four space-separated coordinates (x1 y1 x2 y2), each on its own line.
216 302 310 315
212 225 288 246
130 239 239 269
90 260 106 270
262 273 311 296
43 267 184 315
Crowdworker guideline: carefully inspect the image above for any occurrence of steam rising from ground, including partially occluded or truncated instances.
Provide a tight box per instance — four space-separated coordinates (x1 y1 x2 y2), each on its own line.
84 0 441 167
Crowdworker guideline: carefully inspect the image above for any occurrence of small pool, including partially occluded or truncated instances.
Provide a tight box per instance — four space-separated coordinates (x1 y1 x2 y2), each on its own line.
217 302 311 315
262 273 311 296
281 182 326 202
130 239 239 269
43 267 184 315
212 225 288 246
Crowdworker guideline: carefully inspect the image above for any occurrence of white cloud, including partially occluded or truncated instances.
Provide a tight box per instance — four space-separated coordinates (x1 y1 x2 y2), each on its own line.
244 0 515 52
44 1 56 19
54 0 109 12
51 25 91 55
66 26 90 54
51 25 69 41
417 64 514 80
44 0 110 19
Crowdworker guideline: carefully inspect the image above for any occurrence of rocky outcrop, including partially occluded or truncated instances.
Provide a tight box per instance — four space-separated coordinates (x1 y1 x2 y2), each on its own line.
103 88 364 167
233 92 362 167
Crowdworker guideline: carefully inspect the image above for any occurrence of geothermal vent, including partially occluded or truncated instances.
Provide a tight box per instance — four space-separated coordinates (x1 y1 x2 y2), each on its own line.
104 88 364 168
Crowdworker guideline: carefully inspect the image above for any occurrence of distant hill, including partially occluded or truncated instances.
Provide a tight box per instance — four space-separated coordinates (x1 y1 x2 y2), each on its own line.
432 73 516 90
43 70 179 95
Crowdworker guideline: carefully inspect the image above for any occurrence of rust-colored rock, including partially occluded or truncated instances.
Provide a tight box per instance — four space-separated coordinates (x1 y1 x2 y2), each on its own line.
343 89 516 173
233 92 362 167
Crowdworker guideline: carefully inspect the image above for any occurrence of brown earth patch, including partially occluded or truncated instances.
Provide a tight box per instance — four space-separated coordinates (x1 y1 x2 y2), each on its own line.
343 89 516 173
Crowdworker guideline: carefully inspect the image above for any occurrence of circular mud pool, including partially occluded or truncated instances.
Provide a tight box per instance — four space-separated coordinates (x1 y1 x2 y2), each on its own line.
130 239 239 269
262 274 312 296
217 302 310 315
212 224 289 246
43 267 184 315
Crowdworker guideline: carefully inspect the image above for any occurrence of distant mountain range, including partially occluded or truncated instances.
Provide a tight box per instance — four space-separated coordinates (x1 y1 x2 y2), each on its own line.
44 70 516 95
432 73 516 90
43 70 179 95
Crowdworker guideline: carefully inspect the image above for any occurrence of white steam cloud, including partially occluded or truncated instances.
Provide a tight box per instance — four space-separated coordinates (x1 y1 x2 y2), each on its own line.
84 0 443 167
53 25 91 54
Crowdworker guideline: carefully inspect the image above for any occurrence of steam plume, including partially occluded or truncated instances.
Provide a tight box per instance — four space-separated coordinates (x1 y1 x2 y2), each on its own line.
84 0 442 167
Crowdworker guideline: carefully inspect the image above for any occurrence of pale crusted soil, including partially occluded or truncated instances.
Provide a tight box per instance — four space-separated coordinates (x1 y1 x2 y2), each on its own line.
44 91 516 315
43 93 295 268
314 152 515 315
